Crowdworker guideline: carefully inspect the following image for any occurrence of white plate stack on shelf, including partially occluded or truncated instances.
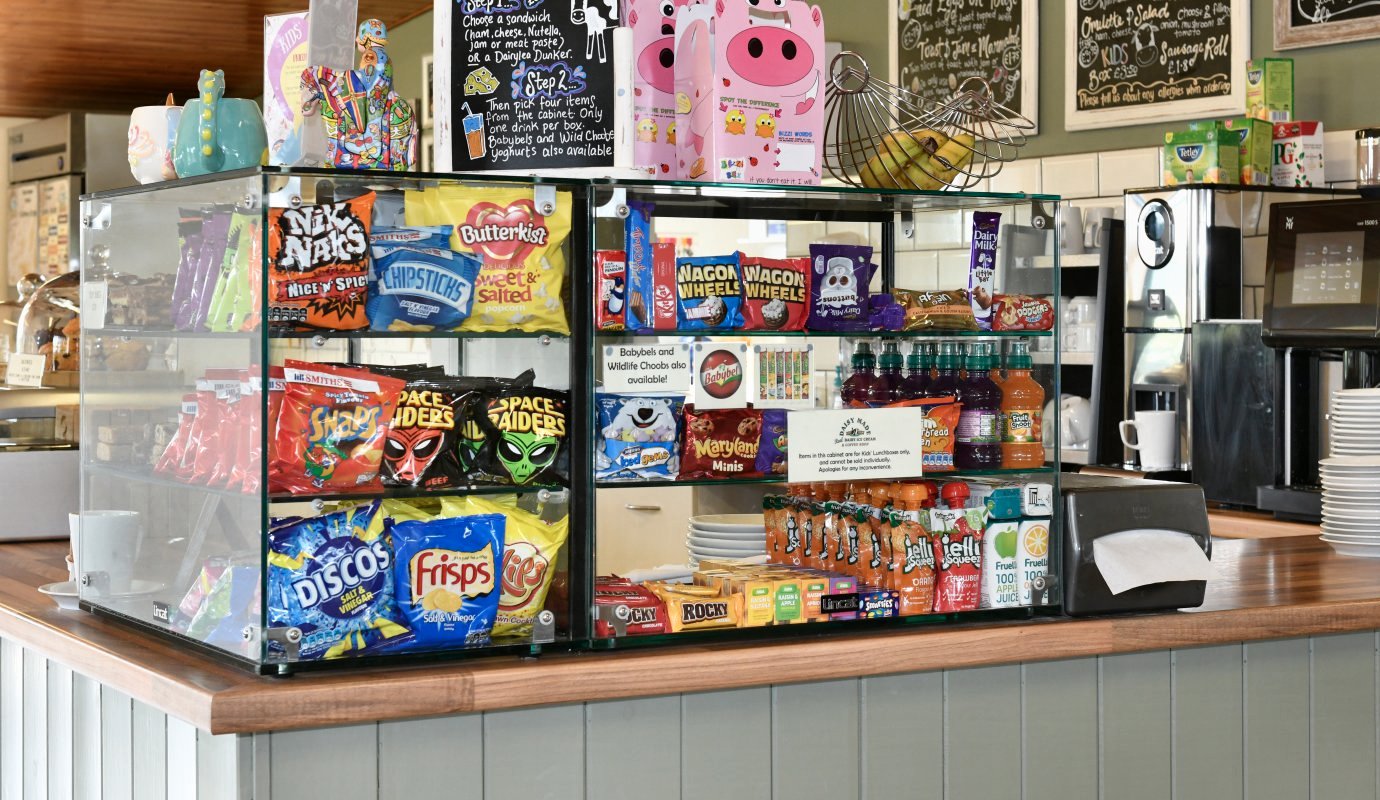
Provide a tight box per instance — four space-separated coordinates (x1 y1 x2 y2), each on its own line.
687 514 766 567
1322 389 1380 556
1328 388 1380 456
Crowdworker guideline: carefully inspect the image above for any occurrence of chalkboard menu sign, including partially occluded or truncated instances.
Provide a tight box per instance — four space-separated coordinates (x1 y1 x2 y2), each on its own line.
895 0 1038 131
434 0 629 172
1276 0 1380 49
1064 0 1249 132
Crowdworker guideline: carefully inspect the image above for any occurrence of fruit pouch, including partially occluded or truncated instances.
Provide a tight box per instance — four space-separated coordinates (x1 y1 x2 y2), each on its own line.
381 379 469 490
930 506 987 613
266 501 414 660
893 288 978 332
473 384 570 487
366 225 484 331
968 211 1001 330
741 256 809 331
596 393 684 481
595 250 627 331
808 243 874 331
170 209 206 330
267 361 406 494
755 409 789 476
404 186 572 334
676 253 744 331
389 512 506 649
991 294 1054 332
680 406 762 479
267 193 375 330
890 507 936 615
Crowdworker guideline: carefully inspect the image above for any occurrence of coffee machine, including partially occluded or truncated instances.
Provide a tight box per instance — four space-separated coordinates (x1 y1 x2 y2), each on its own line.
1260 197 1380 522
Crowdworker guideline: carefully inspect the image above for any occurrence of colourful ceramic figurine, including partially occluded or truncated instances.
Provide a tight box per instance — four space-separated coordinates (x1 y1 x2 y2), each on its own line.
172 70 269 177
300 19 418 171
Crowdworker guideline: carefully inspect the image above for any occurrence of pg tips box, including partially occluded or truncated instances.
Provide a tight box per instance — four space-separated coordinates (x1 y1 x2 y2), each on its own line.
1163 125 1238 185
1272 121 1325 188
673 0 825 185
626 0 688 176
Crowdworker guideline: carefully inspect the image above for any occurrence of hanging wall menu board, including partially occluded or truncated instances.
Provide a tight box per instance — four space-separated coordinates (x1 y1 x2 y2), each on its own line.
433 0 632 173
895 0 1038 132
1064 0 1249 131
1275 0 1380 49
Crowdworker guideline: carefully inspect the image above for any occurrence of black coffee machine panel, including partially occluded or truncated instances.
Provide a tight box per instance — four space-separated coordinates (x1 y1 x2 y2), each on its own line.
1261 198 1380 522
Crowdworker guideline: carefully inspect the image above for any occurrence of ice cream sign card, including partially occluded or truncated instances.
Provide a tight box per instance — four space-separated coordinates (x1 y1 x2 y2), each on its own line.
436 0 624 171
673 0 825 184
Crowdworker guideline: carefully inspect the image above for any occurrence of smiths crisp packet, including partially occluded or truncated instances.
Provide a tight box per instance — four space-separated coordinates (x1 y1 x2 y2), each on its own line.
390 513 506 649
367 226 484 331
266 501 414 660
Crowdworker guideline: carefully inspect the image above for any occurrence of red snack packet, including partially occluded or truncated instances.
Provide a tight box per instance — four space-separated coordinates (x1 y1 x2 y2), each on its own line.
741 256 809 331
188 370 241 485
991 294 1055 331
652 242 678 330
930 506 986 612
235 369 262 493
593 578 669 637
680 407 762 479
267 192 375 330
267 360 406 494
595 250 627 331
154 393 200 477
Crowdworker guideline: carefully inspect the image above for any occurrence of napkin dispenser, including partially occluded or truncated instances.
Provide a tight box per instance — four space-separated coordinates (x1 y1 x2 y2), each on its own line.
1061 473 1213 616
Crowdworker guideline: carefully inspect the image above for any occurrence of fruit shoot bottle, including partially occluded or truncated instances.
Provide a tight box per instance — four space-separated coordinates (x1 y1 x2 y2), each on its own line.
927 340 963 401
841 341 884 406
898 342 931 400
869 339 905 405
1000 338 1045 469
955 341 1003 470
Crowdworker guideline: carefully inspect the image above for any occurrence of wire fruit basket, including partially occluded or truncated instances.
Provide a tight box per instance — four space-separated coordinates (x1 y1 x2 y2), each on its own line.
823 51 1035 191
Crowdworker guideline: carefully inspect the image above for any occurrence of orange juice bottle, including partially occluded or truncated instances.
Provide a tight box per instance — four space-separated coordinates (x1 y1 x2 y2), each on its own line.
1000 339 1045 469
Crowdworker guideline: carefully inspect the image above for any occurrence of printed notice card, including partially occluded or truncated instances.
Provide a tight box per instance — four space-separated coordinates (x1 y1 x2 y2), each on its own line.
435 0 623 171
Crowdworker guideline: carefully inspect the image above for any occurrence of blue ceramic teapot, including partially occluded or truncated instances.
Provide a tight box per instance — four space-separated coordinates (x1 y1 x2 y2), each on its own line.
173 70 267 177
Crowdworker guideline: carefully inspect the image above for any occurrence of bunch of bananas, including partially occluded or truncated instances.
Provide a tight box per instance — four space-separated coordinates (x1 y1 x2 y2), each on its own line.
858 129 976 191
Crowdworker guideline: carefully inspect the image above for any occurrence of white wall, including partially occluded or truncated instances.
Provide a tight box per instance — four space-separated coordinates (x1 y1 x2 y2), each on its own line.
0 117 38 301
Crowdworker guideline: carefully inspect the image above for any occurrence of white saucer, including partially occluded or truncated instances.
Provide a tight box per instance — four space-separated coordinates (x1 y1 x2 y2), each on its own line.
687 527 766 540
38 581 80 611
1321 538 1380 558
689 546 767 558
1321 456 1380 466
689 514 767 533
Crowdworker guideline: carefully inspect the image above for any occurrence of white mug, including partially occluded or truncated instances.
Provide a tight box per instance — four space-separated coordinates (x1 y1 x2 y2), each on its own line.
128 104 182 184
1058 205 1086 255
1119 410 1178 471
69 510 141 594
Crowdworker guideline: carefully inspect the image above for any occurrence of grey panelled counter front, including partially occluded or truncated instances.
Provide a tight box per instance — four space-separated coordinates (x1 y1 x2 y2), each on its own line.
1 535 1378 800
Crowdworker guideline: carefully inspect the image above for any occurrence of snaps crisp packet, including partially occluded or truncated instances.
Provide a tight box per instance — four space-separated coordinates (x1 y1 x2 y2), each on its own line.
266 501 414 660
268 361 406 494
404 186 572 334
741 257 809 331
268 193 375 330
676 253 744 330
367 226 484 331
596 393 684 481
474 384 570 486
390 513 506 649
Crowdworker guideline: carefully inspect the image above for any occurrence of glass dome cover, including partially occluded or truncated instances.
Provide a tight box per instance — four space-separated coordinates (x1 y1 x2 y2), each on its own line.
16 272 80 372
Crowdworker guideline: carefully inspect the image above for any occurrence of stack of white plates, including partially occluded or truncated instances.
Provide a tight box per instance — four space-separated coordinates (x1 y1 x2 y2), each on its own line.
1329 389 1380 456
687 514 766 566
1319 455 1380 557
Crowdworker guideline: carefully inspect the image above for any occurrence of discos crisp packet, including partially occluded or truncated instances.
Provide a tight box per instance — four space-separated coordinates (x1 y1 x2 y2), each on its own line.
389 512 506 649
404 186 572 333
266 501 414 660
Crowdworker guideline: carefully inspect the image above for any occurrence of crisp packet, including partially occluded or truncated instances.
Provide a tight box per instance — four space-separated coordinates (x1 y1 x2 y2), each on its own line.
403 186 572 334
266 501 414 660
268 193 376 330
473 384 570 487
596 393 684 481
389 513 506 649
367 226 484 331
381 379 469 490
808 243 874 331
968 211 1001 331
676 253 744 330
185 564 260 653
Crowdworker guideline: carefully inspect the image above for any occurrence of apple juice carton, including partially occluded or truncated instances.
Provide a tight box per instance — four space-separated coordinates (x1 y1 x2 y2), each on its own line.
673 0 825 185
1246 58 1294 123
626 0 685 176
1273 121 1326 188
1163 125 1238 185
980 520 1021 609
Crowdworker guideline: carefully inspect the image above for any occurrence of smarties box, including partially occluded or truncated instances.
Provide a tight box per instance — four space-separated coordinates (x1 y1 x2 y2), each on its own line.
625 0 683 176
1163 125 1238 186
672 0 825 185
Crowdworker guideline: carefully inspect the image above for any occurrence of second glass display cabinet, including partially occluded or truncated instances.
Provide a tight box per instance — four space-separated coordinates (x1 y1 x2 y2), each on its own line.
77 168 1061 673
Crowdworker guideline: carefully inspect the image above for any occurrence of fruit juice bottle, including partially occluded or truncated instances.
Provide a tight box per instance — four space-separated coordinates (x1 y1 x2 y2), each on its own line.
955 342 1003 470
898 342 931 400
926 340 963 401
841 341 884 406
990 339 1007 387
1000 338 1046 470
869 339 905 405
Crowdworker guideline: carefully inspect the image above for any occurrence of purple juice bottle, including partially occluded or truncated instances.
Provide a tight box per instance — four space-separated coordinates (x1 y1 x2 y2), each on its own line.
955 341 1004 470
927 340 963 401
898 342 932 400
841 341 885 406
868 339 905 405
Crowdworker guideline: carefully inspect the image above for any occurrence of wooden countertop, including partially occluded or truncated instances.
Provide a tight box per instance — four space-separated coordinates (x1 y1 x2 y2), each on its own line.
2 531 1377 735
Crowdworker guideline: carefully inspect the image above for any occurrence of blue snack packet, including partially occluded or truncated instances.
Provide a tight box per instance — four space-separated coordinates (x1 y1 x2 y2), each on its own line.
624 201 655 332
596 393 683 481
266 501 414 660
390 513 506 649
367 226 484 331
675 253 744 330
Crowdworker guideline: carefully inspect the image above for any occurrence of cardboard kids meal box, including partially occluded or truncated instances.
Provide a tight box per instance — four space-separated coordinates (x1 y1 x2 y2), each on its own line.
673 0 825 185
626 0 688 176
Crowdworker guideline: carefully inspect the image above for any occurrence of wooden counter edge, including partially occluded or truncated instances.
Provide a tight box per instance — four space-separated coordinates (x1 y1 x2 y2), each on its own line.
206 597 1380 734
